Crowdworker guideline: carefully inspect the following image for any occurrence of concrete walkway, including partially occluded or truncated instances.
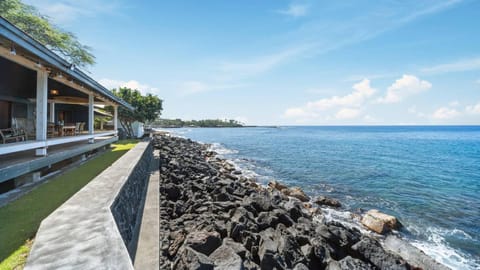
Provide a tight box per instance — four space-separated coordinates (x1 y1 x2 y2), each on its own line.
134 150 159 269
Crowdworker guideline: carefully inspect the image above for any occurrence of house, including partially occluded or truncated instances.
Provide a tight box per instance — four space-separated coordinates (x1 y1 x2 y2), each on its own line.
0 17 133 191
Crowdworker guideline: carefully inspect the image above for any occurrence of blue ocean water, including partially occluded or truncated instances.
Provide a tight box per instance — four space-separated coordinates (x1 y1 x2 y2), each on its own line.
173 126 480 269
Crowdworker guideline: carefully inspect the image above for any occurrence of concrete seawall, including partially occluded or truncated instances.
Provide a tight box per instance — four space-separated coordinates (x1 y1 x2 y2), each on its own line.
25 140 155 270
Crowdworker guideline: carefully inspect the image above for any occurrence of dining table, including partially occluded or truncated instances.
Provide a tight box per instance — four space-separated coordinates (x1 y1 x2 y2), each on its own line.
62 125 76 136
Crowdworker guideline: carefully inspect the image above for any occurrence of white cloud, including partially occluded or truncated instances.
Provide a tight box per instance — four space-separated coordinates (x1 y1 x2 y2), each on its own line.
377 75 431 104
24 0 122 24
284 79 375 121
335 108 361 119
305 79 376 110
431 107 460 120
99 78 158 95
277 4 308 17
449 100 460 107
219 2 462 81
421 57 480 75
466 102 480 114
220 44 313 77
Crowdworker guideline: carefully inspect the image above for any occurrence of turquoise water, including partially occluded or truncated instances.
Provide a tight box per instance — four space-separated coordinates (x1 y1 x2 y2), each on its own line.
174 126 480 269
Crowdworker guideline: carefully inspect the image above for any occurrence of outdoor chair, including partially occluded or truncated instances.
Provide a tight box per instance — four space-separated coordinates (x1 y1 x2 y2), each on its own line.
13 117 35 140
0 127 26 144
75 122 81 135
79 122 85 134
47 122 58 138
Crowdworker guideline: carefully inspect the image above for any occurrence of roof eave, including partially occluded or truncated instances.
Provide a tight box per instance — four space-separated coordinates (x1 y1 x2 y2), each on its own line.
0 17 134 111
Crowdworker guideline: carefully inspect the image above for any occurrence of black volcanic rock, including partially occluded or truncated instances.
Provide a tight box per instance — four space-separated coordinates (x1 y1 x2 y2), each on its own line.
154 135 422 270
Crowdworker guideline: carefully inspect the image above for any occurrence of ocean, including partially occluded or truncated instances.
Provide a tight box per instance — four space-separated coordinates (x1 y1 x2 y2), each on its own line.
170 126 480 270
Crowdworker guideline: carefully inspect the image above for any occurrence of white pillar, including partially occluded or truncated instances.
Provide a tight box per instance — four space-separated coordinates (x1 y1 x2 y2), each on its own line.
49 102 55 123
36 70 48 156
88 93 94 143
113 105 118 136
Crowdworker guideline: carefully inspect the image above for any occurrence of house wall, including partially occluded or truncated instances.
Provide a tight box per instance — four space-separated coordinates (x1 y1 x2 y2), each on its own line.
54 104 88 126
0 57 36 99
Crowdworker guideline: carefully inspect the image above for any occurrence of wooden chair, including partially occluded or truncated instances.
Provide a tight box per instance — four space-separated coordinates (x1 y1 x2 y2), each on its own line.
13 117 35 140
47 122 57 138
0 128 26 144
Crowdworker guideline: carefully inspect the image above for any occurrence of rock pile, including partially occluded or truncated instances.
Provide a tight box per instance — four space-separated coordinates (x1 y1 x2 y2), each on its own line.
155 135 414 270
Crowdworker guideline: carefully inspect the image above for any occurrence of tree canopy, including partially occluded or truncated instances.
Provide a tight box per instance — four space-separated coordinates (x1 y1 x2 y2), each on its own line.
111 87 163 137
0 0 95 68
152 118 244 128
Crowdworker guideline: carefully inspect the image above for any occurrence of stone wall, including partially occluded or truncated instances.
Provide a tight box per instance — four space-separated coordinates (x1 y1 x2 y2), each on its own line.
25 140 154 270
111 140 153 258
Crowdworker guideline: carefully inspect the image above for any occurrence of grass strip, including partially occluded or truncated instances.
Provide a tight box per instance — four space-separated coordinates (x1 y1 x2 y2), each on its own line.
0 139 138 264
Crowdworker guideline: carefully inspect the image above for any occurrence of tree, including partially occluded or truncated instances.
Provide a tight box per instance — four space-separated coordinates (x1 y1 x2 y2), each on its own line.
111 87 163 138
0 0 95 68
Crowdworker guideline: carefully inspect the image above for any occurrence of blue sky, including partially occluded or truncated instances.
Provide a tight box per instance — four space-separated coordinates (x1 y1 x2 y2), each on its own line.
24 0 480 125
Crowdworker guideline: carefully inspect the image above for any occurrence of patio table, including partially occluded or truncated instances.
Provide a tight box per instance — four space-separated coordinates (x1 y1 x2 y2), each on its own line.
63 125 76 136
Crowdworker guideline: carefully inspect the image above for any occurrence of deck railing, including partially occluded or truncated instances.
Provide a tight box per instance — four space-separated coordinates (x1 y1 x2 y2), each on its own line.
0 130 117 156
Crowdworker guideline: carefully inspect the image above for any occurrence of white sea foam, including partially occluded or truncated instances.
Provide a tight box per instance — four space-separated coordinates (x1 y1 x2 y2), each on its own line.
409 227 479 270
209 142 239 155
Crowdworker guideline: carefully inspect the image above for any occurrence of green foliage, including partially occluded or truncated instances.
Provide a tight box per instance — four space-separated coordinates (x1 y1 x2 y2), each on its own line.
0 0 95 68
0 140 138 263
110 87 163 137
152 118 244 128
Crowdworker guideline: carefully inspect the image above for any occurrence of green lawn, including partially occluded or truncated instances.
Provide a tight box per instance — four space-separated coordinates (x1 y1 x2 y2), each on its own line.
0 140 138 268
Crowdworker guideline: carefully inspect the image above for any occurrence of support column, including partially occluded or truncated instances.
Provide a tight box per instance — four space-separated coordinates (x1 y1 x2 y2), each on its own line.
49 102 55 123
88 94 94 143
113 105 118 136
36 70 48 156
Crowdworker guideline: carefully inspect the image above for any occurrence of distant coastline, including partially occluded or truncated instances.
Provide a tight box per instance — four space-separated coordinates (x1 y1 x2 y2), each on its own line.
151 118 251 128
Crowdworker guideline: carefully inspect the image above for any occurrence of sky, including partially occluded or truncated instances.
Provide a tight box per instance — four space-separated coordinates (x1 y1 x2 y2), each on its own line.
24 0 480 125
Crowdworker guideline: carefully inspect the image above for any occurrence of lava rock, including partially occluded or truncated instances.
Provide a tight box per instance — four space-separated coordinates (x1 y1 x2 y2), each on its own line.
314 196 342 208
184 231 222 256
209 244 243 270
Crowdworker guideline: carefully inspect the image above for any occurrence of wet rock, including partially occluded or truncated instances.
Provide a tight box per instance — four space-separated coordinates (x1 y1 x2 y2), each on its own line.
268 180 289 191
351 237 410 270
286 187 311 202
361 209 399 234
314 196 342 208
383 235 450 270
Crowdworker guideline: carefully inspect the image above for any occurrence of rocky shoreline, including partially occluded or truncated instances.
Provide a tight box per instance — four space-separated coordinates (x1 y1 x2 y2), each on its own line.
154 134 449 270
